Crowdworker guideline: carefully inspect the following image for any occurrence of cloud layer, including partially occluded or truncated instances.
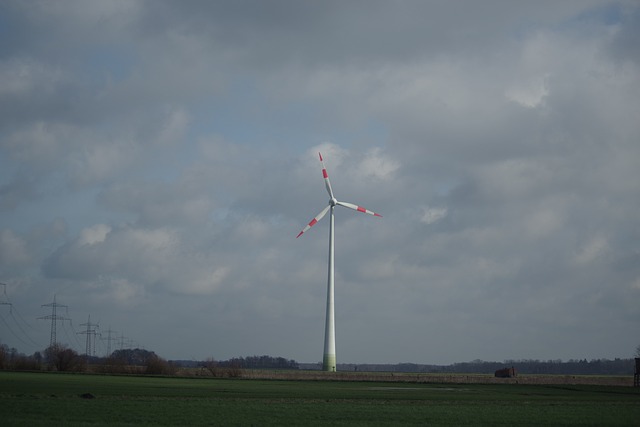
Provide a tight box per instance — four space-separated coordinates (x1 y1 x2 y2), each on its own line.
1 0 639 364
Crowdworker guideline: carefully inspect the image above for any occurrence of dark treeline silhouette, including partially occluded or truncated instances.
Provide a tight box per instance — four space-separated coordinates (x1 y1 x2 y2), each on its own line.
170 355 298 371
219 355 299 370
102 348 176 375
109 348 157 366
326 358 634 375
0 344 175 374
0 344 43 371
1 343 85 372
176 355 299 370
1 342 634 376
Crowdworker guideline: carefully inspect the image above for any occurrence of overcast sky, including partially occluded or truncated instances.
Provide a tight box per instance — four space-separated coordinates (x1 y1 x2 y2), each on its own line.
1 0 639 365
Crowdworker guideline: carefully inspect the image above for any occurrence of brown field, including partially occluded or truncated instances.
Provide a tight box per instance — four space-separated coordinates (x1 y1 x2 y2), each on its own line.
176 367 633 386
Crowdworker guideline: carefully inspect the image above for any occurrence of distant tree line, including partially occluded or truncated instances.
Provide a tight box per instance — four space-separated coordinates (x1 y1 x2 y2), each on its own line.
1 343 297 377
326 358 635 375
101 348 177 375
219 355 299 370
0 344 44 371
2 342 635 377
0 343 85 372
197 355 298 378
174 355 299 371
0 344 175 375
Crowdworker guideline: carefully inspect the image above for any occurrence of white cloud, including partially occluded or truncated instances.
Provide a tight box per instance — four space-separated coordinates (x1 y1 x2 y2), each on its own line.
0 229 31 268
234 216 270 240
0 58 62 96
523 202 566 238
421 207 447 225
185 266 230 295
357 148 400 181
504 32 556 107
72 139 137 186
309 143 347 169
505 74 549 108
474 159 555 200
4 122 62 169
574 235 610 265
157 106 190 146
104 277 146 308
78 224 111 246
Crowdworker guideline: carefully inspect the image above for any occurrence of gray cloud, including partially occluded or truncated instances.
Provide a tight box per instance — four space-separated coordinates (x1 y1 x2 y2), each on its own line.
1 0 639 364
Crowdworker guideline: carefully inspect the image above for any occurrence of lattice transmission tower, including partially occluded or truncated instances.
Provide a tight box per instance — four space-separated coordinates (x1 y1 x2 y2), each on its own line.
38 295 71 348
78 315 100 357
101 326 118 357
0 283 10 310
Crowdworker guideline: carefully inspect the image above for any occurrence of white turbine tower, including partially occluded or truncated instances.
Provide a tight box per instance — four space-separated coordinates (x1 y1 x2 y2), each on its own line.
297 152 381 372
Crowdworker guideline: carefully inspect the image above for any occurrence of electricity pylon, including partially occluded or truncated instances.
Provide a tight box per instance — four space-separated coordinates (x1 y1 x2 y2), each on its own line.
0 283 10 310
78 315 99 357
101 326 118 357
39 295 71 348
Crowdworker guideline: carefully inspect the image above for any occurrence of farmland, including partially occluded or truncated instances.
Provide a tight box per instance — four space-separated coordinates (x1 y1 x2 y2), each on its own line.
1 371 639 426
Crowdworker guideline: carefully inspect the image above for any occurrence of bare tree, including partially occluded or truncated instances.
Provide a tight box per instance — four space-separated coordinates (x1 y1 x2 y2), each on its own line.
45 344 86 372
0 344 7 370
227 359 244 378
204 357 219 377
145 354 175 375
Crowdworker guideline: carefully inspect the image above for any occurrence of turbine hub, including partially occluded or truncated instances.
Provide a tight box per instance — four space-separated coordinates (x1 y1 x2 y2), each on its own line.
330 198 337 207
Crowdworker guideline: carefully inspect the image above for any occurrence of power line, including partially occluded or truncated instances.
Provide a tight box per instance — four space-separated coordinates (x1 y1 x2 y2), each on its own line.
65 318 84 351
0 310 32 348
9 310 41 348
0 283 10 311
101 327 118 357
118 333 129 350
1 283 38 331
0 283 41 349
94 332 106 355
10 302 38 332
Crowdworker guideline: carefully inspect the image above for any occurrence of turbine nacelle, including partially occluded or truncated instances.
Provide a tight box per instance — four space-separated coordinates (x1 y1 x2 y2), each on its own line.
296 152 382 239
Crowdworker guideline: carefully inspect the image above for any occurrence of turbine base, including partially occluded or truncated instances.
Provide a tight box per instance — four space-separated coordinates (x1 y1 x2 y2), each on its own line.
323 354 336 372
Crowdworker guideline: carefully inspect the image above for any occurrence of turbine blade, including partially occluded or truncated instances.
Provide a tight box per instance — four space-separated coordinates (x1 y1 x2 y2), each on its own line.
297 204 331 238
336 201 382 217
318 152 335 199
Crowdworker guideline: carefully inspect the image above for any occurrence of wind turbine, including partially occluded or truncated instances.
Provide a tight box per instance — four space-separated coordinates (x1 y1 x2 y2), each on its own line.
297 152 381 372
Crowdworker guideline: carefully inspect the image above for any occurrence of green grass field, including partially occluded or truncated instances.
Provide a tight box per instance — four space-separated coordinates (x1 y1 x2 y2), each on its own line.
1 371 639 426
